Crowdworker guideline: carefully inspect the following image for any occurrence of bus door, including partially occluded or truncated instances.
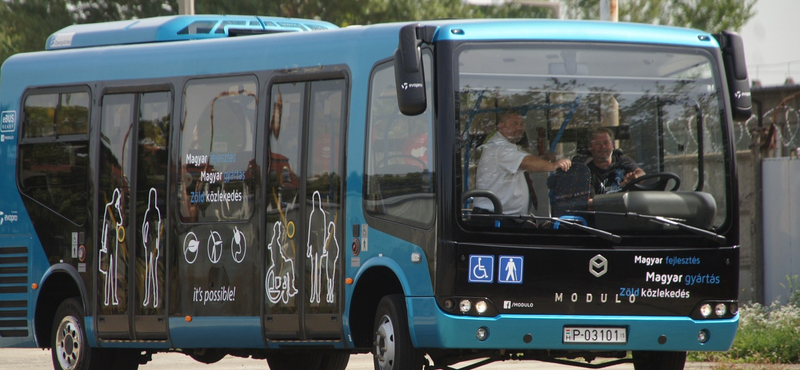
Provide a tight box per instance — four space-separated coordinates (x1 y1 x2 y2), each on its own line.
264 79 345 340
95 91 170 340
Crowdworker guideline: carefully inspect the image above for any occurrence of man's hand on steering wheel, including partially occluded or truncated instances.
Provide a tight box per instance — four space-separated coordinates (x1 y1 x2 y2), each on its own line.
620 171 640 187
621 172 681 192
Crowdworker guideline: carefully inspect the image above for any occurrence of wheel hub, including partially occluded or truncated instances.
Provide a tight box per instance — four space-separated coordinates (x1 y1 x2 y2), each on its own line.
374 315 396 370
56 316 81 370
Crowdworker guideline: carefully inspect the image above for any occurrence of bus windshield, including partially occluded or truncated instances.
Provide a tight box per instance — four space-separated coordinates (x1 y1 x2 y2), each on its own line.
457 43 729 236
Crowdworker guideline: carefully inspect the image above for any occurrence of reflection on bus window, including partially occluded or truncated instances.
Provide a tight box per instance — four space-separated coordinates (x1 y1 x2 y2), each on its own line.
180 76 258 223
458 44 727 231
18 90 90 226
365 53 435 228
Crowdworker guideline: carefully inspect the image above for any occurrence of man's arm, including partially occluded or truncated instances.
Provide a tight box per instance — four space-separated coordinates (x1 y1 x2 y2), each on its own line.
519 155 571 172
621 168 646 186
618 154 645 186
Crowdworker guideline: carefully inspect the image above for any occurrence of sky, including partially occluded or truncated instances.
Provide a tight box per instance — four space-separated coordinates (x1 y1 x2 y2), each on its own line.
739 0 800 87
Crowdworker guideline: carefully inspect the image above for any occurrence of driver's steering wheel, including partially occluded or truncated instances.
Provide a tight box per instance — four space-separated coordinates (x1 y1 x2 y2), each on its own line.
621 172 681 192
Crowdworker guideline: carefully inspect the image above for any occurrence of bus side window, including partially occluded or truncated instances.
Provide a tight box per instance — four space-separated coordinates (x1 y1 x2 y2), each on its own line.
18 90 90 227
364 55 434 228
179 76 258 223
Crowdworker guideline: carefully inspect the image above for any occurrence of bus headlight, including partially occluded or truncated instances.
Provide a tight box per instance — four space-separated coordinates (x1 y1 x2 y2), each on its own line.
699 304 713 318
459 300 471 313
475 300 488 314
692 301 738 320
438 297 498 316
714 303 727 317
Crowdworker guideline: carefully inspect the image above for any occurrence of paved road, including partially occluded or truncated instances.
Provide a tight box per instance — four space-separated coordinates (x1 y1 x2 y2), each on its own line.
0 348 725 370
0 349 636 370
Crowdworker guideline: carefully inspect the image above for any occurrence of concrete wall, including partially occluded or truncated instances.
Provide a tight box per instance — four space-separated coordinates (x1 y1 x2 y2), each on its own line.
739 84 800 304
762 158 800 304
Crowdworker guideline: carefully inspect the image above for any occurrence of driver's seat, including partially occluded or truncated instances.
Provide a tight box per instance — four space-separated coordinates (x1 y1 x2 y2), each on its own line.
548 162 591 218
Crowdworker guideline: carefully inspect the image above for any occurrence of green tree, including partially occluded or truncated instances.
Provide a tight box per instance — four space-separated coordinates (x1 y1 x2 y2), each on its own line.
0 0 176 64
194 0 553 27
1 0 756 66
562 0 757 32
69 0 177 22
0 0 72 62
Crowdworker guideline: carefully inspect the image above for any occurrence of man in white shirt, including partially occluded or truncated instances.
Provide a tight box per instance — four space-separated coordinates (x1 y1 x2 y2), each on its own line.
474 110 571 216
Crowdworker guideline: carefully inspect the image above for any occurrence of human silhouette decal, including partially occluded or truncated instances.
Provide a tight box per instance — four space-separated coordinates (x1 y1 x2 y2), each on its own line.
100 189 123 306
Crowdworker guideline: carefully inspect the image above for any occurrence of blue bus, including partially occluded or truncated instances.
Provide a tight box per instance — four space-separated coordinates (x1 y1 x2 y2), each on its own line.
0 14 750 370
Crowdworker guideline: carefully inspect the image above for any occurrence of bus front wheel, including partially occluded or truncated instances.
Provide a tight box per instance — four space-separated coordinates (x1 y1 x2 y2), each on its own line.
632 351 686 370
51 298 109 370
372 294 426 370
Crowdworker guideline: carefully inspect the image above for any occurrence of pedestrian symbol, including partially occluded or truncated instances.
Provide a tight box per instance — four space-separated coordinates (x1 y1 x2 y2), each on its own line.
498 256 523 284
468 255 494 283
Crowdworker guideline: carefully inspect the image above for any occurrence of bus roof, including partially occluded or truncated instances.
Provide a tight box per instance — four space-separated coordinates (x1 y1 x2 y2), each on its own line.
45 15 338 50
422 19 717 48
1 18 724 91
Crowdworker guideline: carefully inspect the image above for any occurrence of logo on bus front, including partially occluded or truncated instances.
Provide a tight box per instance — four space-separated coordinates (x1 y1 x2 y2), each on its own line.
589 254 608 277
1 111 16 133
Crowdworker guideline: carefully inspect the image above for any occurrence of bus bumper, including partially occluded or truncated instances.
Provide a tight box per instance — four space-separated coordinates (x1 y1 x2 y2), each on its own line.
407 297 738 352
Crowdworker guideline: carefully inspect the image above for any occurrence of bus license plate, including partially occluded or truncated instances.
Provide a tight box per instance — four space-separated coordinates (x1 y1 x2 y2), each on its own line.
563 327 627 344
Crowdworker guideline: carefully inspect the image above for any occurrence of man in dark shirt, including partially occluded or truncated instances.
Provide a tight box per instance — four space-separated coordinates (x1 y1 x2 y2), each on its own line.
574 127 645 195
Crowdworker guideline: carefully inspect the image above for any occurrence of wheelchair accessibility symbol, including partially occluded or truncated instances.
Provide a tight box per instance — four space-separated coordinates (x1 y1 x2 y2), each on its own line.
468 255 494 283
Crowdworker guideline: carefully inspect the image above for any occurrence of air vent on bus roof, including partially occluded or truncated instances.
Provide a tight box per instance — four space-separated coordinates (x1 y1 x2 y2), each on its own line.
46 15 338 50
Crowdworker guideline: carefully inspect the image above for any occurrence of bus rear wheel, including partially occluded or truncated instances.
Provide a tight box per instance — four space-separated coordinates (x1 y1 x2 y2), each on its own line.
632 351 686 370
51 298 109 370
372 294 426 370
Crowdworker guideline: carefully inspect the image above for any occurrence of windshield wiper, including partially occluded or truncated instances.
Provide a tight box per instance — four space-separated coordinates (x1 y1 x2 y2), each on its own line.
651 216 726 244
571 210 726 244
466 213 621 244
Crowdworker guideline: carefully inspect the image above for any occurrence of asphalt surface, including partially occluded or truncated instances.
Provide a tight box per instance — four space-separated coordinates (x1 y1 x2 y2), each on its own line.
0 349 740 370
0 349 632 369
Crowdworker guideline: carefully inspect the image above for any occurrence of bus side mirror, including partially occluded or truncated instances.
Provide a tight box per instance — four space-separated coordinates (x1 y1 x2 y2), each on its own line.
394 24 428 116
715 31 752 121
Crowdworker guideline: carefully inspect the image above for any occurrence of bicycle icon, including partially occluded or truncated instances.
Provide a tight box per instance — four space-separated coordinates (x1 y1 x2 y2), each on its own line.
468 255 494 283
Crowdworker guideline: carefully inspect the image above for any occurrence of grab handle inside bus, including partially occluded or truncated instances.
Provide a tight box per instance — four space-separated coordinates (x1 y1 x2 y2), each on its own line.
394 23 434 116
462 189 503 215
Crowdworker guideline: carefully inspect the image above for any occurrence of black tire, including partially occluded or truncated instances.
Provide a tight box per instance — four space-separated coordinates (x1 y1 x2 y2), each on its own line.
189 348 227 364
372 294 426 370
319 351 350 370
632 351 686 370
51 298 112 370
266 351 323 370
